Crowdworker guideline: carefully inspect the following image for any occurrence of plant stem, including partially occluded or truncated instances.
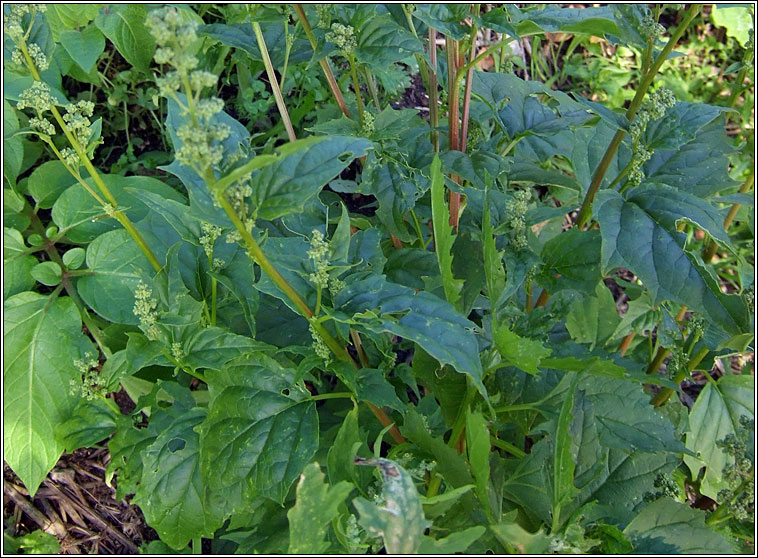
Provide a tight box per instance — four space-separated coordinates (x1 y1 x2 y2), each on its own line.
192 537 201 554
703 168 754 263
363 66 381 111
574 5 700 229
348 55 366 126
253 21 296 143
459 5 480 154
651 346 709 407
446 36 462 228
310 392 354 402
428 27 440 152
489 436 526 458
619 332 635 356
350 329 370 368
291 4 350 117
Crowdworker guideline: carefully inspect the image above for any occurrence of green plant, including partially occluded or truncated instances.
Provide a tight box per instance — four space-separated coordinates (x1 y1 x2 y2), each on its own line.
3 3 754 554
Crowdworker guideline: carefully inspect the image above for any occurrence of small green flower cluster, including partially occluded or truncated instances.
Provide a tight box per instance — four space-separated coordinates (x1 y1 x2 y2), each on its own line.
343 514 363 551
146 7 229 172
63 100 96 148
640 12 665 41
327 23 357 58
3 4 46 40
16 80 55 113
308 323 331 364
170 342 184 361
666 346 686 377
29 116 55 136
69 352 103 401
715 416 754 521
744 284 754 313
361 110 375 137
627 88 676 186
307 229 330 289
644 472 683 502
506 189 531 250
199 223 223 259
686 314 705 339
133 281 160 340
745 28 754 62
315 5 331 29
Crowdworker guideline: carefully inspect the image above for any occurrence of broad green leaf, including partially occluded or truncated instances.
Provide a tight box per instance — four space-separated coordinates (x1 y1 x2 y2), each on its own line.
412 4 469 39
711 5 754 46
55 398 117 452
565 282 622 349
439 150 509 189
465 410 491 516
491 519 552 554
553 374 580 527
473 71 592 161
353 458 430 554
47 5 100 39
59 26 105 72
94 5 155 72
594 189 749 339
327 403 369 487
494 323 552 376
418 526 487 554
4 99 23 186
356 368 405 413
628 184 735 252
62 247 86 270
247 136 372 221
200 22 312 67
4 228 37 299
644 118 738 198
385 248 438 291
540 229 602 295
336 275 486 397
355 14 423 68
76 229 154 324
482 192 506 308
358 160 418 243
179 327 272 373
198 355 318 504
127 188 201 245
27 161 77 209
430 155 463 310
683 374 754 500
286 462 353 554
134 406 226 549
644 102 735 152
509 4 621 38
31 261 62 286
420 485 476 520
624 498 734 554
5 530 61 555
4 293 95 496
51 174 184 244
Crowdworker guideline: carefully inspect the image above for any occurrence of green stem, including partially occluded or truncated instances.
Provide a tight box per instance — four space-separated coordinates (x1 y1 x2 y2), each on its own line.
210 276 217 326
490 436 526 458
292 4 350 118
574 5 700 229
192 537 202 554
253 21 297 142
448 379 476 452
363 66 381 111
706 470 754 526
703 168 754 263
348 55 365 126
309 392 354 402
495 402 543 414
279 21 292 91
651 346 709 407
428 27 440 152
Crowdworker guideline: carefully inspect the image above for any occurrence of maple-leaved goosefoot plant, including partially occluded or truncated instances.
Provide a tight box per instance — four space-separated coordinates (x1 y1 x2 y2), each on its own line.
3 3 754 554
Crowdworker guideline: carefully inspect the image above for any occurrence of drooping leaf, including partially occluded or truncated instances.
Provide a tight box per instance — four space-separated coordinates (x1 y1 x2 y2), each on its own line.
412 4 469 39
286 462 353 554
94 5 155 72
3 228 37 299
430 155 463 310
565 282 622 350
494 323 552 376
198 354 318 504
76 229 154 324
594 189 749 340
59 26 105 72
27 160 77 209
553 374 580 525
335 274 486 397
353 457 431 554
624 498 734 554
465 410 491 516
683 374 754 500
55 398 118 452
4 99 23 186
355 14 423 68
134 406 226 549
540 229 602 295
4 292 95 496
418 526 487 554
358 160 419 243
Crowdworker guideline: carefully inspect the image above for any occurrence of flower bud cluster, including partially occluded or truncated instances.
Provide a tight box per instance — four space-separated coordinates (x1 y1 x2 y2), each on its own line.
361 110 375 137
199 222 222 259
69 352 103 401
644 472 683 502
29 116 55 136
307 229 330 289
170 342 184 361
744 284 754 313
133 281 160 340
507 189 531 251
640 12 665 41
745 28 754 63
3 4 46 40
63 100 96 148
326 23 357 57
627 88 676 186
309 323 331 364
315 5 331 29
16 81 55 113
715 416 754 520
60 147 80 168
